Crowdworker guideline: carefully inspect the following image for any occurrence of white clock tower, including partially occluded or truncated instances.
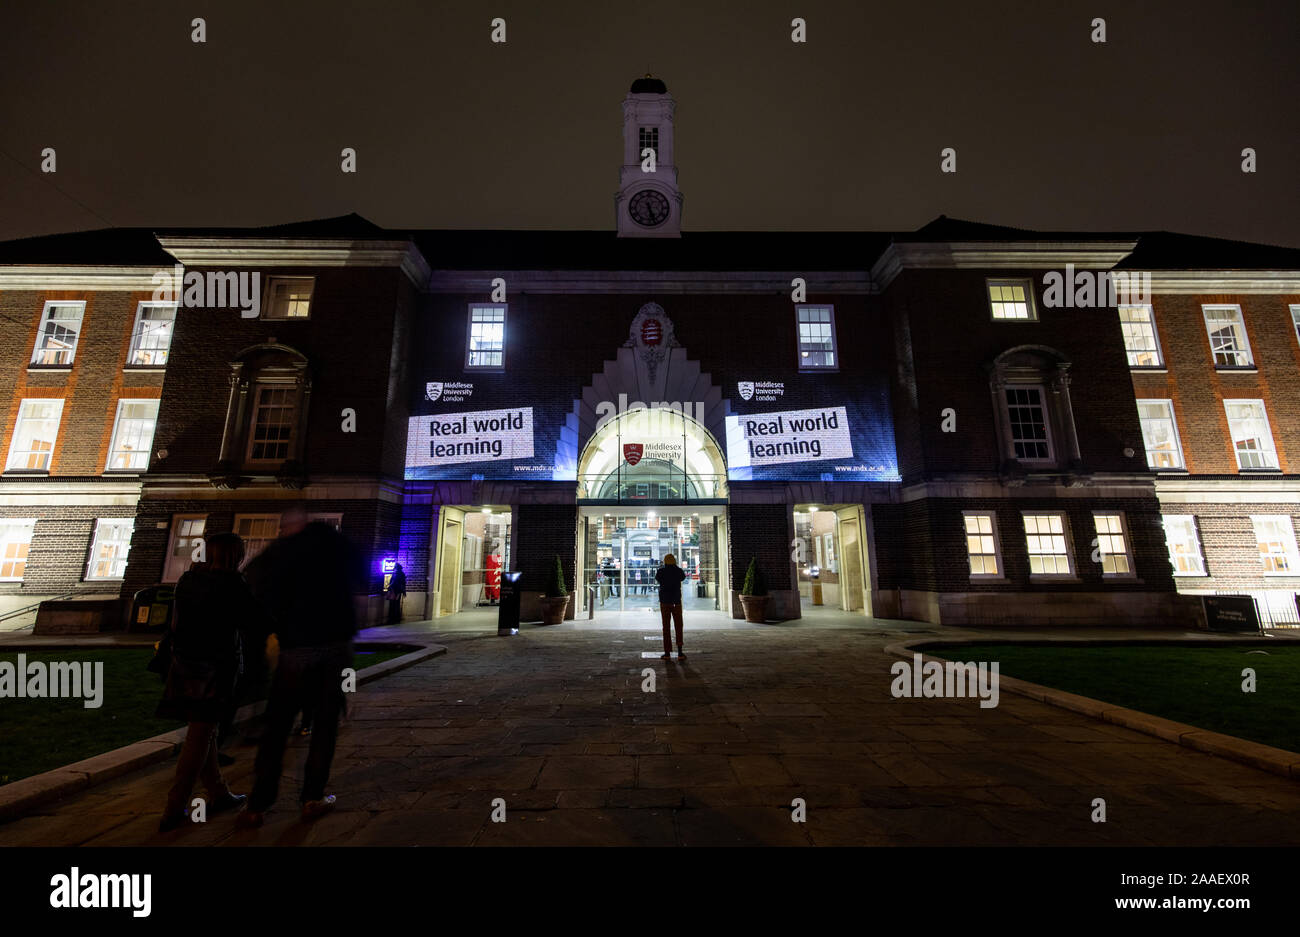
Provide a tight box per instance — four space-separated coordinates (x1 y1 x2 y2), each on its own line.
616 75 682 238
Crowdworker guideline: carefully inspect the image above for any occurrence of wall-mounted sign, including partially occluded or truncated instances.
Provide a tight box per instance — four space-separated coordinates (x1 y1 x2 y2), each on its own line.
426 381 474 403
737 380 785 402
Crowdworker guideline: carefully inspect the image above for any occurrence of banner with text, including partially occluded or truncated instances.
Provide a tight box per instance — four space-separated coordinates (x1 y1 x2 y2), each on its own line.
406 407 536 477
725 406 854 472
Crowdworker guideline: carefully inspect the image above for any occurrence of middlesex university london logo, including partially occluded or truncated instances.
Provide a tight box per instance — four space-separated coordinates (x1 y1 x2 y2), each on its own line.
640 319 662 347
623 443 644 466
738 381 755 401
425 382 443 402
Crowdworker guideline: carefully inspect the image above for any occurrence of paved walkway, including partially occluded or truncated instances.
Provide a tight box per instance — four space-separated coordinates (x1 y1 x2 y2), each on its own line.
3 626 1300 846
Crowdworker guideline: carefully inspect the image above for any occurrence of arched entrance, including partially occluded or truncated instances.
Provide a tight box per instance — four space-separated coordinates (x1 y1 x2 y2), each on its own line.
575 406 731 617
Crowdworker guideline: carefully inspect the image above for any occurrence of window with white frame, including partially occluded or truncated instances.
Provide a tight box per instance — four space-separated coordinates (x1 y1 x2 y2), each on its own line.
127 303 177 366
1136 399 1185 470
1224 399 1279 470
1023 513 1072 576
1093 513 1134 576
1291 305 1300 347
1162 515 1207 576
1004 386 1053 461
30 301 86 366
263 276 314 319
466 304 506 369
246 385 296 462
0 519 36 581
1118 305 1163 367
1203 305 1253 368
796 306 838 368
163 514 206 582
106 399 159 472
86 518 133 580
5 399 64 472
987 279 1035 320
963 513 1002 576
1251 515 1300 574
234 514 281 566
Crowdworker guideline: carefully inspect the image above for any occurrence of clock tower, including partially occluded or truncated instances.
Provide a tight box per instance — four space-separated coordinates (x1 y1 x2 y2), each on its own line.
616 75 682 238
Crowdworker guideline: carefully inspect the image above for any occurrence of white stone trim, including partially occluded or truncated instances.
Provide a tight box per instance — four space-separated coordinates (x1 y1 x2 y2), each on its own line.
427 269 874 294
0 268 167 291
872 241 1138 290
156 239 432 286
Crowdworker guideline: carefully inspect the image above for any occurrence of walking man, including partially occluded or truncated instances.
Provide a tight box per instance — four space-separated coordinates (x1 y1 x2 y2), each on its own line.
239 508 364 826
655 553 688 660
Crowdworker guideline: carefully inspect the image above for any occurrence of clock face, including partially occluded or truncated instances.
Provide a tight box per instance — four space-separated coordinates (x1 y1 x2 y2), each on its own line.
628 190 670 228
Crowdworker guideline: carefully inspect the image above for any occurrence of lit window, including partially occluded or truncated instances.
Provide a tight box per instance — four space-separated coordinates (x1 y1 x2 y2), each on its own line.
466 304 506 369
1202 305 1253 368
1004 386 1053 461
31 301 86 366
1162 515 1206 576
128 303 177 366
1136 399 1184 470
796 306 837 369
1093 513 1133 576
1224 399 1278 470
263 277 314 319
987 279 1035 320
0 519 36 581
1252 516 1300 574
163 514 206 582
106 399 159 472
86 519 134 580
5 399 64 472
247 386 296 462
963 513 1001 576
1023 513 1072 576
638 126 659 159
1119 305 1163 367
234 514 281 566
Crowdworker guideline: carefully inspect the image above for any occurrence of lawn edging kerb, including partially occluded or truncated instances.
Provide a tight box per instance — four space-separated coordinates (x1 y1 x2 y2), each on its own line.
0 643 446 822
882 638 1300 783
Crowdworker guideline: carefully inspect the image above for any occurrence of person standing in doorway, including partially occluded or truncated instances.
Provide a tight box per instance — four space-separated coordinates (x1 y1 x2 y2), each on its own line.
655 553 688 660
386 562 407 625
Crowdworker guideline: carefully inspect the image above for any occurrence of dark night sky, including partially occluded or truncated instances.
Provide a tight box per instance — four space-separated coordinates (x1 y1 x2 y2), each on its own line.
0 0 1296 246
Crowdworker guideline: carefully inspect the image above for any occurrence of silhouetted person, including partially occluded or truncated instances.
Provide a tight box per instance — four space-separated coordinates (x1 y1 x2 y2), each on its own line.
238 509 363 826
655 553 688 659
157 532 259 832
386 562 407 625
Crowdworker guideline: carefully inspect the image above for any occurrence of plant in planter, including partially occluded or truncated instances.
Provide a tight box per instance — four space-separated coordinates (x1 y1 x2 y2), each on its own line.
738 557 770 623
539 554 571 625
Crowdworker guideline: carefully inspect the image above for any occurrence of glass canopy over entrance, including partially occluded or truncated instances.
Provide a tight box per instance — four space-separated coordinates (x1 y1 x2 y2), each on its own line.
576 407 728 504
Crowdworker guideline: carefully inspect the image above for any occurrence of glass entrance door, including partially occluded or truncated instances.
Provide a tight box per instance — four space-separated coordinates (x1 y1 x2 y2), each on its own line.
583 509 722 615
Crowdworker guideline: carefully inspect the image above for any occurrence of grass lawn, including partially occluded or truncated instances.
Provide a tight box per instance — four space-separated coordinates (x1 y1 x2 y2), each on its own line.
931 643 1300 754
0 645 413 787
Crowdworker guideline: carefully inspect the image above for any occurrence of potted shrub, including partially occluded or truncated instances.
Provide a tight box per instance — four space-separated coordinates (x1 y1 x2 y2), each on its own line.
738 557 770 623
539 554 571 624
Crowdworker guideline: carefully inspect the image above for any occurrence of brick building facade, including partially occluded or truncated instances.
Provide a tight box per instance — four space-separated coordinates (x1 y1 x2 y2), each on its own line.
2 78 1296 631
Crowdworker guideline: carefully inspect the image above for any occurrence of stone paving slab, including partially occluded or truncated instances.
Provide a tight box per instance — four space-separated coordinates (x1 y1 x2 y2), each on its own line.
4 628 1300 846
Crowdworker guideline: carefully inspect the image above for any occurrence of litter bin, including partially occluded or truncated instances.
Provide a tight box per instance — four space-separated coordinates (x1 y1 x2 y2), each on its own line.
130 585 176 632
497 571 522 636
